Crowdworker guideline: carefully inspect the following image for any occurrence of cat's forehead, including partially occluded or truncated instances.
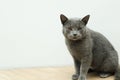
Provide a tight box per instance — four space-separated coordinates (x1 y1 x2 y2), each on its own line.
66 18 83 27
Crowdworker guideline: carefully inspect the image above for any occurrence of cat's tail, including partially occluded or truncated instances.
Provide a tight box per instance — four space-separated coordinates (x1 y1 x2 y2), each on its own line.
115 66 120 80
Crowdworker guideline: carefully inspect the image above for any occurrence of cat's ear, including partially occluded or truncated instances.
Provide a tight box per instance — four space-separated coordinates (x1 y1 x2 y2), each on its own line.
81 15 90 25
60 14 68 25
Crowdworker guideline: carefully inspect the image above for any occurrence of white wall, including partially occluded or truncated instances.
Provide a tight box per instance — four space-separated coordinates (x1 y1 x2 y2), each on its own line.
0 0 120 69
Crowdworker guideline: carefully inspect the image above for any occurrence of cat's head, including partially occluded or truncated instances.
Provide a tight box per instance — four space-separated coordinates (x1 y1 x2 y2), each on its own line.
60 14 90 41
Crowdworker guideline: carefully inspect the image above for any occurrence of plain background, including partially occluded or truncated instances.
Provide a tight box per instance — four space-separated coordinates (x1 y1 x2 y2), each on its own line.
0 0 120 69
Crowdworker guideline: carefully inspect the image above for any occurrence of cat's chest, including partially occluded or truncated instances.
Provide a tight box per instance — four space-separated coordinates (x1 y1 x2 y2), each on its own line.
66 39 91 59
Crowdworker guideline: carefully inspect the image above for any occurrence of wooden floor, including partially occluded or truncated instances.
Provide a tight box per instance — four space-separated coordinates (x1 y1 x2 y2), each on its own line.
0 66 114 80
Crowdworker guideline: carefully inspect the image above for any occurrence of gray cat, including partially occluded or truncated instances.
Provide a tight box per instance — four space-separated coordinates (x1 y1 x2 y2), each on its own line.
60 14 120 80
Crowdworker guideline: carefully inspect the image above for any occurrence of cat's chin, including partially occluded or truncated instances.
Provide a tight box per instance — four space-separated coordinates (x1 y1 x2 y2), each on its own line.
71 38 79 41
68 37 82 41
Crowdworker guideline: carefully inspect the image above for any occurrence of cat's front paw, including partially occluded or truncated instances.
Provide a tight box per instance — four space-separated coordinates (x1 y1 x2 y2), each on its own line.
72 74 79 80
78 76 86 80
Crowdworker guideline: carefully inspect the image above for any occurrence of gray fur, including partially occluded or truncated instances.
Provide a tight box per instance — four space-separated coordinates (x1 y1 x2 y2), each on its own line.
60 14 120 80
115 66 120 80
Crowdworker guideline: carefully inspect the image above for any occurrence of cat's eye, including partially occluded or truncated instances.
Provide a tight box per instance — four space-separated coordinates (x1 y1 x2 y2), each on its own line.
78 27 82 30
68 27 72 30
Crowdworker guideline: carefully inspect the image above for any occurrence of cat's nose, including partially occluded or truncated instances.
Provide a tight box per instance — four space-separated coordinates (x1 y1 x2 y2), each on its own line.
73 34 77 36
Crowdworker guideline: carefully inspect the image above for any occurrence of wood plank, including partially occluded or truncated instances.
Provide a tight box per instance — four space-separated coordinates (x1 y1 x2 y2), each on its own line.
0 66 114 80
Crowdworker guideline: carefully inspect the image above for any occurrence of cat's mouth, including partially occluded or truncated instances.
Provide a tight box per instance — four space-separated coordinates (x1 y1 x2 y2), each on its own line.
72 37 78 40
70 36 81 41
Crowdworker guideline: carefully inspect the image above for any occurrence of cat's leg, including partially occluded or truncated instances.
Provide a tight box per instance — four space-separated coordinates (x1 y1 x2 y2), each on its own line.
98 56 117 78
72 57 81 80
78 55 92 80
